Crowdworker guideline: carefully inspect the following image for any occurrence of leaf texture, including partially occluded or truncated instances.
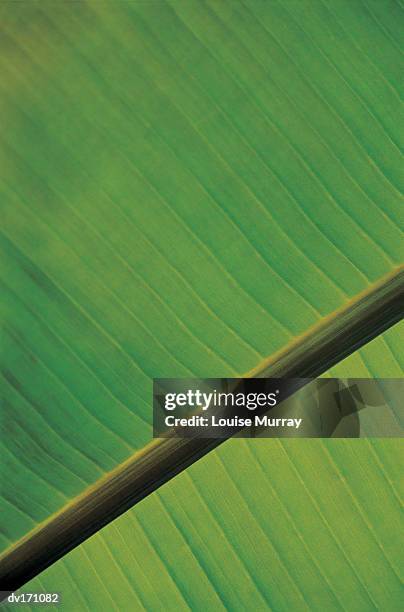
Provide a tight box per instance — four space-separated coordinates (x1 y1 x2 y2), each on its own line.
7 326 404 611
0 0 403 608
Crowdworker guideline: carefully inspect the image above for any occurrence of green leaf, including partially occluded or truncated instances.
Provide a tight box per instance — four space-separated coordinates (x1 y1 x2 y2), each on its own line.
7 326 404 610
0 0 403 608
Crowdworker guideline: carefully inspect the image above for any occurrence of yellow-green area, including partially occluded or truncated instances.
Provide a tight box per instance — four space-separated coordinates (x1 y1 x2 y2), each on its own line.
7 323 404 611
0 0 403 609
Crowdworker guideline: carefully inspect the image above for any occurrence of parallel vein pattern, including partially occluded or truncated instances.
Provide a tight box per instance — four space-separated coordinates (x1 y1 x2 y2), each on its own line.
0 0 403 608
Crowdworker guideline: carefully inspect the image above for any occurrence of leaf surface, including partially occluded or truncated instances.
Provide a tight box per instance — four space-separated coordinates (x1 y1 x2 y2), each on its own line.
0 0 403 608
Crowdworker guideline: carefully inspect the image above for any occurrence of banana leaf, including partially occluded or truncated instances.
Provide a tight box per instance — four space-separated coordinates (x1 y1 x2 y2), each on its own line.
0 0 403 609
